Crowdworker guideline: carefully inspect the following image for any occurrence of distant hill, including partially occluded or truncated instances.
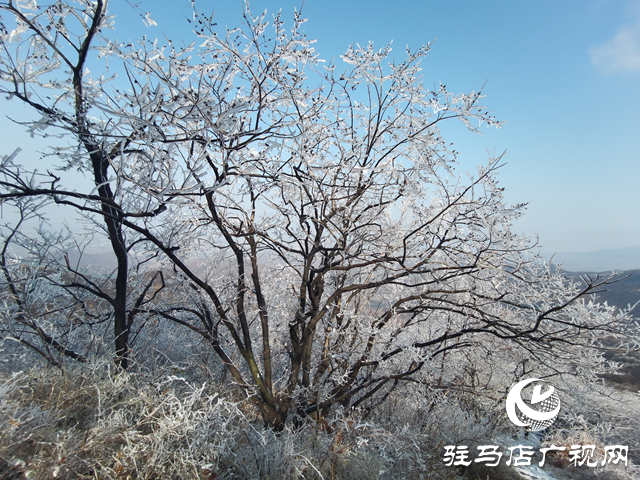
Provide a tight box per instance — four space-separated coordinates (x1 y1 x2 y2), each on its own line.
564 269 640 313
64 247 640 313
540 246 640 313
543 246 640 272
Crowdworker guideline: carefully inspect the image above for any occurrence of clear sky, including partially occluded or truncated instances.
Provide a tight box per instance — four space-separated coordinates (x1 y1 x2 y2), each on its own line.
2 0 639 254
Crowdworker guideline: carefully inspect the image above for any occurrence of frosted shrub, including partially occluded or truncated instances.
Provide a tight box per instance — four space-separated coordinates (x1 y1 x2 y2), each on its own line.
0 361 471 479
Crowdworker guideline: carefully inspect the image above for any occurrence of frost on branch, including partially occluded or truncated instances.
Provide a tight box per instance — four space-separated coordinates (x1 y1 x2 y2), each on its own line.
0 0 633 442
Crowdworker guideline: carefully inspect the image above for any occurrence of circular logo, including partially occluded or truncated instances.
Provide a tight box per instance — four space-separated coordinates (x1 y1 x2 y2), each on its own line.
505 378 561 432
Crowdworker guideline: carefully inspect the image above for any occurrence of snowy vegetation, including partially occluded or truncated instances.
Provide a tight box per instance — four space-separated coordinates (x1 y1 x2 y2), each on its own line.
0 1 637 478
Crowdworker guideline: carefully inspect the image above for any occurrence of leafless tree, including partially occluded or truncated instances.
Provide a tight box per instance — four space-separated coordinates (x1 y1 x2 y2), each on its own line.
0 0 629 430
0 191 90 365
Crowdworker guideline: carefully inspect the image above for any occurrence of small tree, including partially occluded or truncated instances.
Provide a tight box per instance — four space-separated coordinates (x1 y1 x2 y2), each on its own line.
0 0 169 369
0 0 629 430
0 189 90 366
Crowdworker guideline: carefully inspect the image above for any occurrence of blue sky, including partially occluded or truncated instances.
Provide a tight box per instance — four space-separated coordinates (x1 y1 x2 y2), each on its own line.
2 0 639 254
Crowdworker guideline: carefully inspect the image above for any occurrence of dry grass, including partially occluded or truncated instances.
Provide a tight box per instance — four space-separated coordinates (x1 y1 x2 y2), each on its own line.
1 345 637 480
0 362 463 479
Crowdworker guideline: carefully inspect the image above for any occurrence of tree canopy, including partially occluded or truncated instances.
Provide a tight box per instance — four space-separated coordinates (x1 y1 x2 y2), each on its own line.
0 0 632 430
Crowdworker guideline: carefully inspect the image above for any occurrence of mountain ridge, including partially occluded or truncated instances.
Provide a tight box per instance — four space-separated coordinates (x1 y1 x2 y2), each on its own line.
542 245 640 272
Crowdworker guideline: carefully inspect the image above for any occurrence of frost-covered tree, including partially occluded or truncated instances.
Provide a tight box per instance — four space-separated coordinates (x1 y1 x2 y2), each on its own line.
0 0 630 430
0 0 141 368
0 192 92 365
